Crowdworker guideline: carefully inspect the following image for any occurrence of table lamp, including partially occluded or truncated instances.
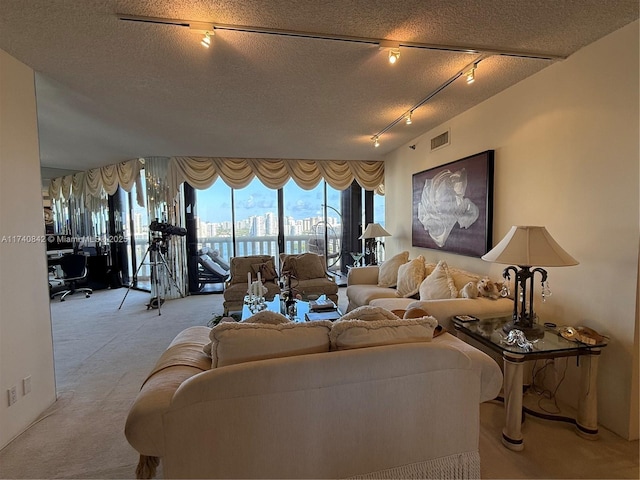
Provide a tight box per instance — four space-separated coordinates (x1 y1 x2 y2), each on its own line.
360 223 391 265
482 226 578 339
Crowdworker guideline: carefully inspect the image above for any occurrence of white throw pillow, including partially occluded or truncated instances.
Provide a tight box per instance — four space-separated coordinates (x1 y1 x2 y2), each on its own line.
419 260 458 300
377 251 410 288
396 255 426 298
330 317 438 351
209 321 332 368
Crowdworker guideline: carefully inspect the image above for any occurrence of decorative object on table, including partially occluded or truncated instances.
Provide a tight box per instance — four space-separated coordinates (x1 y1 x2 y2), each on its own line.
349 251 364 267
482 225 579 340
503 329 536 352
559 325 608 345
309 298 337 311
280 270 301 319
412 150 494 257
360 223 391 265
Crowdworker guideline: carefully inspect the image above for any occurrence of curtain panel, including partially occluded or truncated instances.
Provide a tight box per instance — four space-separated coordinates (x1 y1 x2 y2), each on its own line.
49 158 144 207
167 157 385 200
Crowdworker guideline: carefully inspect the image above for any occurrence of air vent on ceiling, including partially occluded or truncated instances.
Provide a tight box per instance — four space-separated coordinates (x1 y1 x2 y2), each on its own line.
430 130 450 151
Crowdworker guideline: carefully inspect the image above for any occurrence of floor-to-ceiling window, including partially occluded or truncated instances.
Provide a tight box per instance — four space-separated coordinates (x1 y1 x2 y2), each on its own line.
233 178 279 258
129 174 150 290
282 179 342 271
193 180 233 264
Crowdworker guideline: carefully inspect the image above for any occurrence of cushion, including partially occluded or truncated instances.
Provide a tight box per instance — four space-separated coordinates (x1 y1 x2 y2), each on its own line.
339 305 401 322
448 266 482 294
230 255 274 284
419 260 458 300
209 321 332 368
201 247 231 271
251 260 278 281
396 255 426 298
377 251 410 288
281 253 327 281
198 255 228 277
330 316 438 351
241 310 290 325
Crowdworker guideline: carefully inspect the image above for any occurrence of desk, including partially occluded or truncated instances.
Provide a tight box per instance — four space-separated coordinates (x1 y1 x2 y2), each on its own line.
453 316 607 451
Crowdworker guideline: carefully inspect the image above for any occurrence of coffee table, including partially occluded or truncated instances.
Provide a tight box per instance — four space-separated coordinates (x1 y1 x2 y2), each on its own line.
241 294 341 322
452 315 607 451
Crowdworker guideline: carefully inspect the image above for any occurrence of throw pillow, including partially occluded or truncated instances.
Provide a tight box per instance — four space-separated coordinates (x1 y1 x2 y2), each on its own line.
377 251 410 288
419 260 458 300
448 266 482 294
209 321 332 368
339 305 401 322
330 316 438 351
251 260 278 281
289 253 326 281
396 255 426 298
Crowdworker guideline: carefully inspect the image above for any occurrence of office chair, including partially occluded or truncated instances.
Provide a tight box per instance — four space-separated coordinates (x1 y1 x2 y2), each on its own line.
51 254 93 301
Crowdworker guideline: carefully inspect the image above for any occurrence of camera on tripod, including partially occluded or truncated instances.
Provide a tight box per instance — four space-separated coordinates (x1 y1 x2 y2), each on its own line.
149 220 187 237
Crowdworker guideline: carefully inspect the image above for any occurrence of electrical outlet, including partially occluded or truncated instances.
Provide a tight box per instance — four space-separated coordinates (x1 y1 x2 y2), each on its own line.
23 376 31 395
8 386 17 406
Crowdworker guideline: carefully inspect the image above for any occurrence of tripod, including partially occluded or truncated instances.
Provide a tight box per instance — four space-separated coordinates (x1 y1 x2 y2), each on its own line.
118 234 183 315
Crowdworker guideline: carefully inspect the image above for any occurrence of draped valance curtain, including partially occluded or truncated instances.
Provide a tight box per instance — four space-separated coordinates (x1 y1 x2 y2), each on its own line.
49 158 145 207
49 157 385 202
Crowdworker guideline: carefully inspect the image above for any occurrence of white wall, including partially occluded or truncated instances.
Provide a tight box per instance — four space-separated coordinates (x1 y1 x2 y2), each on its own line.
384 21 639 439
0 49 57 448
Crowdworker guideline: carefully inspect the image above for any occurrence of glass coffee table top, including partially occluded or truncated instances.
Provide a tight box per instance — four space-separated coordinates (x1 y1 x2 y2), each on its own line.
241 294 340 322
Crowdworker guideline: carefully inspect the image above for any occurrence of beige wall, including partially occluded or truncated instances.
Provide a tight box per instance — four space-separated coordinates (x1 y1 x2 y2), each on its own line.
0 50 57 448
384 21 639 439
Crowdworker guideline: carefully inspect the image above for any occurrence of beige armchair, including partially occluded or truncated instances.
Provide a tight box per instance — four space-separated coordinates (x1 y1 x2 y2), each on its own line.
223 255 280 314
279 252 338 304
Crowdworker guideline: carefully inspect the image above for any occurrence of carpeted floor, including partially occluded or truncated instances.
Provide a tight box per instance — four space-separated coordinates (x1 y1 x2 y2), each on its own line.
0 287 637 479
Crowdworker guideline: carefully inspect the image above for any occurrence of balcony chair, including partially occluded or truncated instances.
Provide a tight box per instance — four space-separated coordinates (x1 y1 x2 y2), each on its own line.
223 255 280 315
50 253 93 302
195 248 230 291
279 252 338 305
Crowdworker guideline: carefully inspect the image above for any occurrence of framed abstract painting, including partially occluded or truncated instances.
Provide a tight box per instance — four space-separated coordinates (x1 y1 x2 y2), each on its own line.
412 150 494 257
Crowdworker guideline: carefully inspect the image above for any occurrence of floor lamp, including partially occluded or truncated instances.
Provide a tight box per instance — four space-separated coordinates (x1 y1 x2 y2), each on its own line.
360 223 391 265
482 226 578 339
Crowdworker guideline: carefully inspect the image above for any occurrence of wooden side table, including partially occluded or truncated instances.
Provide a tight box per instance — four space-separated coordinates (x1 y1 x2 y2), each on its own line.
453 316 607 451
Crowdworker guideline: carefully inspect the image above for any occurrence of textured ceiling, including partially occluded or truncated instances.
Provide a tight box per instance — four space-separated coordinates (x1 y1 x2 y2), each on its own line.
0 0 637 177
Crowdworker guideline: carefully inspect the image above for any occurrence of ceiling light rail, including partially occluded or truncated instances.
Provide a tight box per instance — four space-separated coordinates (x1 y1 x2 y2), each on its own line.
116 14 565 61
371 56 486 146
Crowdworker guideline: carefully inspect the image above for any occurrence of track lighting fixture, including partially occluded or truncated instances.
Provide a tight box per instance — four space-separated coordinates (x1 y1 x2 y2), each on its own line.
465 64 477 84
405 112 412 125
373 136 380 148
201 31 212 48
388 48 400 64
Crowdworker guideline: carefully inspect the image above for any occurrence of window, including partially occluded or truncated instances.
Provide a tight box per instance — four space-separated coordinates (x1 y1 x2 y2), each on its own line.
233 178 279 258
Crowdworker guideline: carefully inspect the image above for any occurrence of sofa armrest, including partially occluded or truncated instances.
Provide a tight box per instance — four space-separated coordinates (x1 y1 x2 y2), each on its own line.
347 265 379 286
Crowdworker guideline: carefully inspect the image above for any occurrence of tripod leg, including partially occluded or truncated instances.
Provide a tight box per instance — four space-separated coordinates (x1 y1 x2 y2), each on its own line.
118 246 150 310
157 251 185 298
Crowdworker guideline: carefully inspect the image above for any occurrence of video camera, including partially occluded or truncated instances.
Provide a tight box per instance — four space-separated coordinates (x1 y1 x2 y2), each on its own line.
149 220 187 237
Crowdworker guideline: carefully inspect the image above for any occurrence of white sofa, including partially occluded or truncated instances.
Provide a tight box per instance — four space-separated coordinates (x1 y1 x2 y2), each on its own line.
125 318 503 479
346 264 513 330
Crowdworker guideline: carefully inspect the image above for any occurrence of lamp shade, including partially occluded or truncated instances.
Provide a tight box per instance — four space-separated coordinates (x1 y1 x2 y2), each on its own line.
481 226 578 267
359 223 391 239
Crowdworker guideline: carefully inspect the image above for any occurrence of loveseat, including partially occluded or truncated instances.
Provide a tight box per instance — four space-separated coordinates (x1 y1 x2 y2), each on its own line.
125 310 503 479
346 253 513 330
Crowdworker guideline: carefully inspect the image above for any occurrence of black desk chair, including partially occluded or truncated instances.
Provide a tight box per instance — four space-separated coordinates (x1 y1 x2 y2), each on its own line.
51 254 93 301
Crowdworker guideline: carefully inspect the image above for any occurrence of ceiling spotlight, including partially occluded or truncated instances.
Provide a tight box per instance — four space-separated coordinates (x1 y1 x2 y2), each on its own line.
388 48 400 64
373 136 380 148
465 65 476 84
201 31 212 48
405 112 412 125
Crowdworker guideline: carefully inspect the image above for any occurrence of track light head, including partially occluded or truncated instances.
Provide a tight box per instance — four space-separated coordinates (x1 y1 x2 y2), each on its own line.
201 31 212 48
465 63 477 84
388 48 400 64
373 136 380 148
405 112 412 125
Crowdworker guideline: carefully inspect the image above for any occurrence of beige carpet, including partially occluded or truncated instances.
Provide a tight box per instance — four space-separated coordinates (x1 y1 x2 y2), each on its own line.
0 288 637 479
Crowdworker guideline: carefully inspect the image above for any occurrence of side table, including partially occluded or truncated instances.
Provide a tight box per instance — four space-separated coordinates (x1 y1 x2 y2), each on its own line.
453 316 607 451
